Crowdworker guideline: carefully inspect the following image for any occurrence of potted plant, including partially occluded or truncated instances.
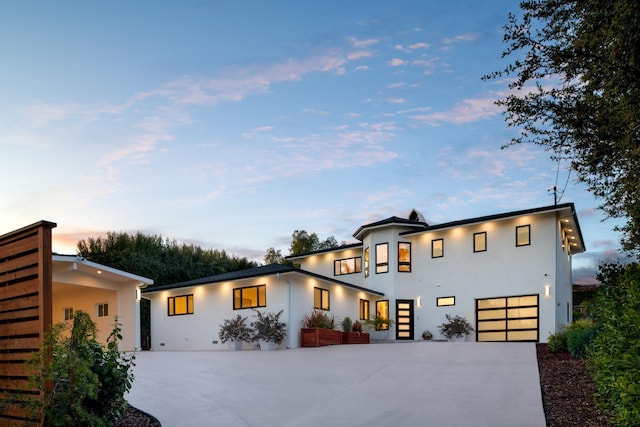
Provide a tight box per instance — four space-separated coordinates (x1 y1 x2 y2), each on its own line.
300 309 342 347
438 314 474 341
218 315 252 350
251 309 287 350
421 330 433 341
364 315 394 341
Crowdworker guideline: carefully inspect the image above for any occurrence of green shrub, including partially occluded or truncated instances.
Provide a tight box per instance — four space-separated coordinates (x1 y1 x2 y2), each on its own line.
589 262 640 426
565 319 597 358
547 329 568 353
27 311 135 426
340 316 353 333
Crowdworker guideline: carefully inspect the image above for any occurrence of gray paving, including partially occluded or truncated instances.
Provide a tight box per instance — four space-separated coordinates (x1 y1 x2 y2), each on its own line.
125 342 545 427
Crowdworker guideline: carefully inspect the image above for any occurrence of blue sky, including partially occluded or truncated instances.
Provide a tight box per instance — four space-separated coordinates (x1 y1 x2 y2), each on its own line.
0 1 627 283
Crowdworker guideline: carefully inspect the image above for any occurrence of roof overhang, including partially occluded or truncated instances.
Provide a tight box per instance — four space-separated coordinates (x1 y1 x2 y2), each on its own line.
52 254 154 286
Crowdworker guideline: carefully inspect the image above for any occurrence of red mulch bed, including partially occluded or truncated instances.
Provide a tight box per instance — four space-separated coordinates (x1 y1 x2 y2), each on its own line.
536 343 612 426
118 344 614 427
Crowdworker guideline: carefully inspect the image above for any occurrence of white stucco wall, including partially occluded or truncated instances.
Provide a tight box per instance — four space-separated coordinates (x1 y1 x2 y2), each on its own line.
145 272 381 350
297 210 571 343
52 277 141 351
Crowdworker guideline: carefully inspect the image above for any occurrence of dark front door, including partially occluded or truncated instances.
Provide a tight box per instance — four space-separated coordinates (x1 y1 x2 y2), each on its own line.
396 299 414 340
140 297 151 350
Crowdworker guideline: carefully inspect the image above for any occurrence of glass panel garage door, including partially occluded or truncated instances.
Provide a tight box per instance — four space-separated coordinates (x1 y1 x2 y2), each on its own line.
476 294 538 342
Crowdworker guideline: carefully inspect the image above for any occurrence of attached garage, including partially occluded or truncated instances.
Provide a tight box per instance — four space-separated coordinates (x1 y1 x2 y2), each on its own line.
476 294 539 342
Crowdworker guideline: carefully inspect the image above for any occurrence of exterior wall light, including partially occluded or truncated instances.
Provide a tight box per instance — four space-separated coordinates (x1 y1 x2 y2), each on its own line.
417 296 422 307
544 284 551 297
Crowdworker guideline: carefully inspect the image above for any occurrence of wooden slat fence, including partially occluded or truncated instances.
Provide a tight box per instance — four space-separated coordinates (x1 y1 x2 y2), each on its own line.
0 221 56 427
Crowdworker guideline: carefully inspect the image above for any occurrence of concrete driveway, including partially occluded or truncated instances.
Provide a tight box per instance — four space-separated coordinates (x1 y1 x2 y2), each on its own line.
125 342 545 427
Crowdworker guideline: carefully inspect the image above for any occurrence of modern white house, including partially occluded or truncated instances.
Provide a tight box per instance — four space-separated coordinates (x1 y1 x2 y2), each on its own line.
142 203 584 349
52 255 153 351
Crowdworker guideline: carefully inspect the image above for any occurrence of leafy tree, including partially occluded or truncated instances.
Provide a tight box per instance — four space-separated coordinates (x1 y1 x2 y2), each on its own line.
288 230 339 256
263 247 284 265
485 0 640 253
77 231 258 287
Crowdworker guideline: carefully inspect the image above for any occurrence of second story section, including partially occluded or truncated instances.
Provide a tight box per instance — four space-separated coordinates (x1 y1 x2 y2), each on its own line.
287 203 585 295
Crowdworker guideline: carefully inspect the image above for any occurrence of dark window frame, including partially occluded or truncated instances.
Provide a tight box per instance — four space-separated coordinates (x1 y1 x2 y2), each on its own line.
334 256 363 276
364 247 370 277
314 287 330 311
233 285 267 310
436 296 456 307
96 303 109 318
359 299 370 320
431 238 444 258
375 300 390 330
473 231 487 253
375 243 389 274
398 242 411 272
168 294 194 316
516 225 531 247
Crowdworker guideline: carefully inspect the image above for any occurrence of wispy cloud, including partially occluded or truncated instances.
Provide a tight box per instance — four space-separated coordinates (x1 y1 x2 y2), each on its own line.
388 58 407 67
442 33 479 45
242 126 274 139
348 37 379 48
394 42 430 53
410 96 500 125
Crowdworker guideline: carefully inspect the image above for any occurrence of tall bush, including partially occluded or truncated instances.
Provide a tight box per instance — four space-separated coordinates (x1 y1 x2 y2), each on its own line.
27 311 135 426
589 263 640 426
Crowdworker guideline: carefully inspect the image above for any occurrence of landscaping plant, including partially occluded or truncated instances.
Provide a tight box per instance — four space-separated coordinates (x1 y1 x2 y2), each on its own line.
588 262 640 426
438 314 473 339
218 315 252 344
301 309 336 329
251 309 287 344
340 316 353 333
27 311 135 426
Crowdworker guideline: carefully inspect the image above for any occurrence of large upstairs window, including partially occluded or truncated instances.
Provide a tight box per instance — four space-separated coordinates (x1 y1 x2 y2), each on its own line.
398 242 411 272
376 243 389 274
334 257 362 276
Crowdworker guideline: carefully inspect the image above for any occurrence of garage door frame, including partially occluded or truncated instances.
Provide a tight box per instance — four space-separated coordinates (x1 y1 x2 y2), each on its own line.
476 294 539 342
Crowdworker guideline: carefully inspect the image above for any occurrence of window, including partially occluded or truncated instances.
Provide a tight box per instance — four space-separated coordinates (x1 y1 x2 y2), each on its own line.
431 239 444 258
398 242 411 272
375 300 389 330
334 257 362 276
364 247 370 277
437 296 455 307
96 303 109 318
314 287 330 310
359 299 370 320
375 243 389 273
63 307 73 321
168 294 194 316
473 232 487 252
516 225 531 247
233 285 266 310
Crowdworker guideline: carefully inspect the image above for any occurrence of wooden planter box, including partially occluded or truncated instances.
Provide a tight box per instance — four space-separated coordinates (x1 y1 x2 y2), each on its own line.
301 328 343 347
342 332 370 344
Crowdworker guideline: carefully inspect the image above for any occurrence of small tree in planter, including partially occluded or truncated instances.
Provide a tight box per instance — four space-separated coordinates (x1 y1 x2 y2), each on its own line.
438 314 474 341
218 315 252 350
340 316 353 333
251 309 286 350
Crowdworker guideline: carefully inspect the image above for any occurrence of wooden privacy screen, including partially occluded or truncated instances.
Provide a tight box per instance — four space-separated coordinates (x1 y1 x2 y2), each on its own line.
0 221 56 426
